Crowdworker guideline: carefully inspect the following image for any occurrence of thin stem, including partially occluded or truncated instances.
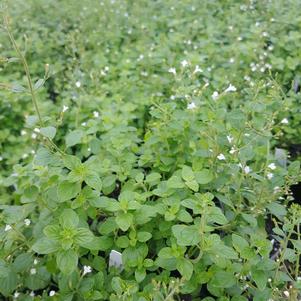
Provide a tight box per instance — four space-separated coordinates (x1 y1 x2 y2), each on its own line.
3 14 43 125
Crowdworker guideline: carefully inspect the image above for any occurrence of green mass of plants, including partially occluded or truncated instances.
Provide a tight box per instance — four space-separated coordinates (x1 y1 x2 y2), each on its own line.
0 0 301 300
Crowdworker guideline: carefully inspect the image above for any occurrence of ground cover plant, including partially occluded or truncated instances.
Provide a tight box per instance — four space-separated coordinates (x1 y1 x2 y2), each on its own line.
0 0 301 300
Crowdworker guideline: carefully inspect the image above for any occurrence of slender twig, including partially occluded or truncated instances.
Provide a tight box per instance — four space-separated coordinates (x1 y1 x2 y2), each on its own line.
3 14 42 124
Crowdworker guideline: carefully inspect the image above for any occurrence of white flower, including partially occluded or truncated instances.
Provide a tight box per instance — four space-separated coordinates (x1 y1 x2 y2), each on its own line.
93 111 100 118
81 122 87 126
34 128 40 133
5 224 12 232
262 31 269 37
229 57 235 64
217 153 226 161
30 268 36 275
13 291 20 298
33 259 38 265
30 291 35 297
212 91 219 100
268 163 276 170
0 156 3 161
83 265 92 275
225 84 237 93
244 166 251 174
21 130 27 136
267 172 274 180
193 65 203 74
181 60 189 67
31 133 37 139
187 102 197 110
49 290 56 297
168 67 176 75
24 219 31 226
283 291 289 297
227 135 234 144
76 81 81 88
229 147 237 154
22 154 28 159
62 105 69 112
281 118 289 124
170 95 176 100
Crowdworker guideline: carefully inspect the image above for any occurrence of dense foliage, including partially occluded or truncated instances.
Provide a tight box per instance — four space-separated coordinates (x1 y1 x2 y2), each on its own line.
1 1 301 300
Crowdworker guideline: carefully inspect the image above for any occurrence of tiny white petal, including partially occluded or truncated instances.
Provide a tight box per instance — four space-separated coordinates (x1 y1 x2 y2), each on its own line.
21 130 27 136
76 81 81 88
212 91 219 100
62 105 69 112
193 65 203 74
30 291 35 297
281 118 289 124
33 259 38 265
225 84 237 93
168 68 176 75
217 153 226 161
24 219 31 226
227 135 234 144
49 290 56 297
187 102 197 110
268 163 276 170
93 111 100 118
267 172 274 180
244 166 251 174
283 291 289 297
14 291 20 298
34 128 40 133
83 265 92 275
181 60 189 67
5 224 12 232
30 268 36 275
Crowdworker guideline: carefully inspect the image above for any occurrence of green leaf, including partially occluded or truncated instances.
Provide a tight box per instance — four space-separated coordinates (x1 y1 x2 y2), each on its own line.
252 269 267 291
266 202 287 219
0 269 18 297
195 169 214 184
74 227 94 247
89 196 120 211
57 181 81 202
232 234 249 253
137 231 152 242
12 253 33 273
63 155 82 170
166 176 185 189
116 213 133 231
34 78 45 90
181 165 195 182
208 207 228 225
85 173 102 191
59 209 79 228
32 238 60 254
172 224 201 246
56 249 78 274
43 224 61 240
185 180 199 192
66 130 83 147
40 126 56 139
135 268 146 282
177 258 193 280
158 247 174 259
211 270 236 288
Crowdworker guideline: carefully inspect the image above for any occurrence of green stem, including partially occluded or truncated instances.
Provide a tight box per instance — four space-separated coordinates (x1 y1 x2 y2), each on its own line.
4 15 43 125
